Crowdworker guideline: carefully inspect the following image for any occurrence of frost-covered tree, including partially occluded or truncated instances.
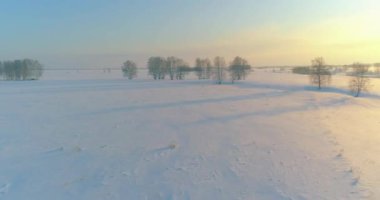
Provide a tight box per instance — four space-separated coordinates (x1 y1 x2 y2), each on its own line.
349 63 370 97
121 60 137 80
148 57 167 80
214 56 226 84
194 58 212 80
309 57 331 89
229 56 251 82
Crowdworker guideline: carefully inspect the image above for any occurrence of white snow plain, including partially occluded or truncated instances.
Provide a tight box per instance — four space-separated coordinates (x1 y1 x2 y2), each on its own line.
1 69 379 200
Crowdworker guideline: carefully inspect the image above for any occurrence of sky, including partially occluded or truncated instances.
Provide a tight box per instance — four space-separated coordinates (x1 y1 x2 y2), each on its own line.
0 0 379 67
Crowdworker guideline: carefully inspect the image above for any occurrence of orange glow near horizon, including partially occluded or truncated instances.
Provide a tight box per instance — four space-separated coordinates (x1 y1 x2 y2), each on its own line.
202 11 380 66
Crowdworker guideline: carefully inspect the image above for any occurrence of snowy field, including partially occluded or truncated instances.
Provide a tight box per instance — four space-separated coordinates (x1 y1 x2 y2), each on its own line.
1 69 380 200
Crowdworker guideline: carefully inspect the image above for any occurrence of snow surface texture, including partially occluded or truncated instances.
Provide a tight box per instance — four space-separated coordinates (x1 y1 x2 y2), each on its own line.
1 70 379 200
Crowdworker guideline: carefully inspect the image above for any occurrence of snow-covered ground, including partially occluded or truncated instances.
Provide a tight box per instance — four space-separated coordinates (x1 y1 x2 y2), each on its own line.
1 70 379 200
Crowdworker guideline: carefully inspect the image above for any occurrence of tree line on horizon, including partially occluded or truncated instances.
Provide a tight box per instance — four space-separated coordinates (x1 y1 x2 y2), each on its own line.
0 56 372 97
121 56 252 84
122 55 373 97
0 59 44 80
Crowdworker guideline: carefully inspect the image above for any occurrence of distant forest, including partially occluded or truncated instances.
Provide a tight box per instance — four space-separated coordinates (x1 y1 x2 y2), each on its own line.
0 59 43 80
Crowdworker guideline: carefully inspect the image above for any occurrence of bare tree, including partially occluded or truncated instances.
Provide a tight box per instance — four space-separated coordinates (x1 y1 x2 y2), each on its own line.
167 57 186 80
121 60 137 80
349 63 370 97
194 58 212 79
204 59 212 79
166 56 177 80
175 65 191 80
229 56 251 83
194 58 202 79
214 56 226 84
309 57 331 89
148 57 167 80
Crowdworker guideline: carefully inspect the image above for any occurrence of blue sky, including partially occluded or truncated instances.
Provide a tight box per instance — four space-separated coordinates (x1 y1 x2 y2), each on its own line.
1 0 379 67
